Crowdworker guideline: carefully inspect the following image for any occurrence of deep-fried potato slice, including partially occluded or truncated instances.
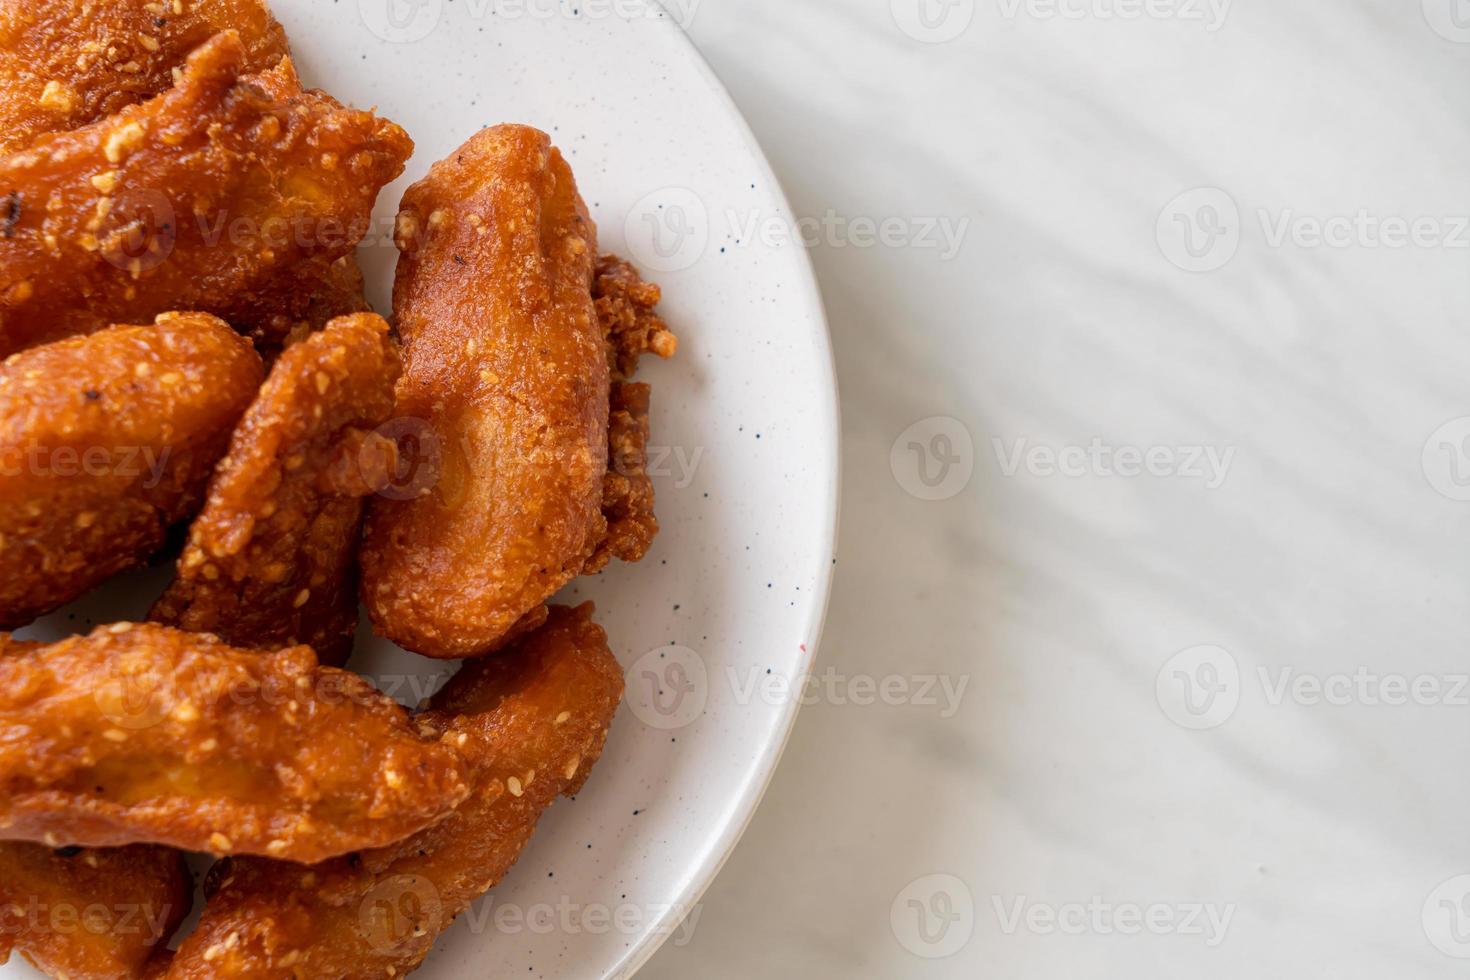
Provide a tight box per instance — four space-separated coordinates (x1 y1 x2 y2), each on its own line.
0 622 471 862
165 604 624 979
0 841 190 980
360 125 609 660
0 313 262 630
0 0 290 155
0 30 413 358
151 314 401 666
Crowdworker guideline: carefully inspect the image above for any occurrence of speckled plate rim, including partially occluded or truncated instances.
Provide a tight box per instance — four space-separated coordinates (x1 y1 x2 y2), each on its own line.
604 9 840 978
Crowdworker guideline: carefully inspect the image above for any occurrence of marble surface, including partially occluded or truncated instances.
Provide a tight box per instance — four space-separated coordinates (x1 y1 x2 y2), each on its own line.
643 1 1470 977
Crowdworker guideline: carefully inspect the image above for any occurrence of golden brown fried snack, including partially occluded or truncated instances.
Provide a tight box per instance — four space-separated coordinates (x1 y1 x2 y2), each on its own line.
589 381 658 572
228 252 373 354
0 841 190 980
0 622 471 862
151 313 400 666
0 30 413 358
0 0 290 155
0 313 262 630
594 252 677 382
361 125 609 660
166 604 624 979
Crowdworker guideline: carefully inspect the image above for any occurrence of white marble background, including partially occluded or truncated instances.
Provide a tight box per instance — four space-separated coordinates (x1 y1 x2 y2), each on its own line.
644 0 1470 977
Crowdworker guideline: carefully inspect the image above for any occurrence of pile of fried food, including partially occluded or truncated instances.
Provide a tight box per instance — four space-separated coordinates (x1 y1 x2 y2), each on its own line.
0 1 679 976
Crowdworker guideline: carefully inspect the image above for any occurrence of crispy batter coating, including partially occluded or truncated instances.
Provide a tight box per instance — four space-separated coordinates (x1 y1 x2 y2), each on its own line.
594 253 677 382
0 0 290 155
585 255 677 571
150 314 400 666
0 841 190 980
0 622 471 862
361 125 609 660
0 313 263 630
165 604 624 979
228 252 373 354
0 30 413 358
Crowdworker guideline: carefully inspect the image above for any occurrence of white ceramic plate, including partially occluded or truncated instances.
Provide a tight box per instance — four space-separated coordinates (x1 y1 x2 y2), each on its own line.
6 2 838 978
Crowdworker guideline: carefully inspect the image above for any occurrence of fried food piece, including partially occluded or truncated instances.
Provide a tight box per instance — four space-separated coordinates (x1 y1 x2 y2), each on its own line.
0 31 413 358
361 125 609 659
228 252 373 355
589 381 657 572
0 313 263 630
593 253 677 382
0 622 471 862
166 604 624 979
151 314 400 666
0 0 290 155
587 255 677 570
0 841 190 980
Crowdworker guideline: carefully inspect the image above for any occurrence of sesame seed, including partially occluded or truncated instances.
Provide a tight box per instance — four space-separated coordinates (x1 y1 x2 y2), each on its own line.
208 832 232 852
102 729 128 742
292 589 310 608
314 372 331 395
39 80 78 112
564 757 581 779
555 711 571 724
507 777 523 797
103 121 146 164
